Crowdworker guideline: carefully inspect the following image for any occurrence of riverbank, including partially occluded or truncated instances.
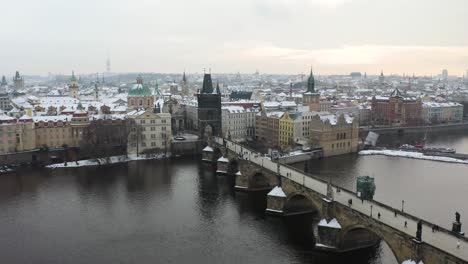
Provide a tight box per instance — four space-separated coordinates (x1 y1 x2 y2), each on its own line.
359 149 468 165
359 121 468 135
46 153 170 169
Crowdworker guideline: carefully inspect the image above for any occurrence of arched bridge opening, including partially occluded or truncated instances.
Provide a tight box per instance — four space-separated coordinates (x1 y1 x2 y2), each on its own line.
340 225 399 263
283 193 320 217
249 172 271 189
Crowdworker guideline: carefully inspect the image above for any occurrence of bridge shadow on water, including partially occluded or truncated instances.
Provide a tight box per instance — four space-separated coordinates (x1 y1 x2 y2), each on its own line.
232 190 396 264
196 158 397 264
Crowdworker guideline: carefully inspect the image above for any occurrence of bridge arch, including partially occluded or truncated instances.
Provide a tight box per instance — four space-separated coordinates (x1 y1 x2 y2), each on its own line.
283 192 321 216
249 171 271 189
340 224 400 263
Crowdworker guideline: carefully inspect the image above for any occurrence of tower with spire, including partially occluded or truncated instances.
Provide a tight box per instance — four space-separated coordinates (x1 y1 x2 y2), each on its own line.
197 72 221 138
1 75 7 87
94 75 100 101
303 67 320 112
13 71 24 90
379 70 385 86
69 71 80 99
180 71 189 96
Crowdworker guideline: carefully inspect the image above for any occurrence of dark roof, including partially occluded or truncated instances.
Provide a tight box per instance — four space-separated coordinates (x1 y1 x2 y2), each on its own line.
201 73 213 94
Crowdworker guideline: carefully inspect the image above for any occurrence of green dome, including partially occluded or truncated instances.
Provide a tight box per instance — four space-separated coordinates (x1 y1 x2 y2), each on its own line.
128 83 152 97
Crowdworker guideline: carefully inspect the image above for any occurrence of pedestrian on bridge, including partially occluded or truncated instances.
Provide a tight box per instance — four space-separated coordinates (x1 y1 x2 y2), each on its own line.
404 221 407 228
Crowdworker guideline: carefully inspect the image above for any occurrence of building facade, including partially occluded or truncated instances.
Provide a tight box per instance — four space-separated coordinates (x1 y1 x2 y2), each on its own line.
255 111 282 149
127 75 154 110
422 102 464 124
308 113 359 157
127 109 172 155
221 106 256 142
371 88 422 126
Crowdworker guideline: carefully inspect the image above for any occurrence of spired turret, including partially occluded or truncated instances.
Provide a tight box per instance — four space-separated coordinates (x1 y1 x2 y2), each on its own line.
303 66 320 111
69 71 80 99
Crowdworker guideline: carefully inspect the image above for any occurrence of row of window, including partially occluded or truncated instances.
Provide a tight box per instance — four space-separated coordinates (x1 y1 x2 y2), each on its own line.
331 141 351 149
131 142 162 147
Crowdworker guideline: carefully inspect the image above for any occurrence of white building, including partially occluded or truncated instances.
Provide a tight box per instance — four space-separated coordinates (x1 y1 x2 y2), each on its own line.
221 106 256 142
422 102 463 124
127 109 172 155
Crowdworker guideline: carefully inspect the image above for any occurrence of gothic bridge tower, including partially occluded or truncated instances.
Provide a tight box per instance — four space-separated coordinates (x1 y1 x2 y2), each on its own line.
197 73 221 140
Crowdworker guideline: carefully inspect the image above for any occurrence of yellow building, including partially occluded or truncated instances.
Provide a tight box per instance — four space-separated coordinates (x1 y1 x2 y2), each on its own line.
279 112 299 150
0 114 18 154
33 115 74 149
309 113 359 157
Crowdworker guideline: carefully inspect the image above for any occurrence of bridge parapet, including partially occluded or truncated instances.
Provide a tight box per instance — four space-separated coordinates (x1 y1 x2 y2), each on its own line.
214 137 468 264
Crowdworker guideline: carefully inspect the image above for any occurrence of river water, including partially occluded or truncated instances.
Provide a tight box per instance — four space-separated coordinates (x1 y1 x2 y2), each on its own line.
0 130 466 263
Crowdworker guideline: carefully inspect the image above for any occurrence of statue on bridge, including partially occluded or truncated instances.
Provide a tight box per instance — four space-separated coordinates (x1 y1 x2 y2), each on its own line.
416 220 423 242
452 211 463 234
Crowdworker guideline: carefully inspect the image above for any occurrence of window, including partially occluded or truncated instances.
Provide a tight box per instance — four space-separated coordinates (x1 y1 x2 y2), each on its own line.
162 127 166 131
140 120 146 124
141 142 146 147
150 127 155 131
139 99 143 106
151 142 156 147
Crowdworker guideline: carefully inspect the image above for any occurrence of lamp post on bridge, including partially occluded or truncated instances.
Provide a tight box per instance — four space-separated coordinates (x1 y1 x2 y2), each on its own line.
402 200 405 212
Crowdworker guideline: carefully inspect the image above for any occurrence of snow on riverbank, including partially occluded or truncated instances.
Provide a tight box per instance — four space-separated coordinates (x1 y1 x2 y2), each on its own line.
46 154 169 169
359 149 468 165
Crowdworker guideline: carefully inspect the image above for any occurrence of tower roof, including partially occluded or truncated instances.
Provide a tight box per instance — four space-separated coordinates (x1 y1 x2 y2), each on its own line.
70 71 77 82
1 75 7 86
390 88 403 97
307 66 315 93
201 73 213 94
14 71 21 80
182 71 187 83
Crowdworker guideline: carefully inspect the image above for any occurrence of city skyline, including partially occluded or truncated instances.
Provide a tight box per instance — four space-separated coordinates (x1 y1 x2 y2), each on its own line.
2 0 468 75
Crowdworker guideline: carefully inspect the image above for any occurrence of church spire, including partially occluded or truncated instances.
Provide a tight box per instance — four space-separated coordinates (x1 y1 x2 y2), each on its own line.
1 75 7 86
182 71 187 83
307 66 315 93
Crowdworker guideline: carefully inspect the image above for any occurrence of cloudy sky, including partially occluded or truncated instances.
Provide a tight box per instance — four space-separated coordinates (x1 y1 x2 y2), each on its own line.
1 0 468 76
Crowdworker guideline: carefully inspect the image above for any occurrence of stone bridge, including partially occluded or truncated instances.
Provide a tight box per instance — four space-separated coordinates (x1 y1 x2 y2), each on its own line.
204 137 468 264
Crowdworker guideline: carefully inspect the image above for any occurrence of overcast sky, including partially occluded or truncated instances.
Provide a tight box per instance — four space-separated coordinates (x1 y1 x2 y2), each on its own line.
1 0 468 76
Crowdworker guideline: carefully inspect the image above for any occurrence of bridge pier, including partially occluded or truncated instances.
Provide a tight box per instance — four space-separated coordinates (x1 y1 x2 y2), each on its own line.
266 186 287 215
316 218 342 250
216 156 229 175
213 137 468 264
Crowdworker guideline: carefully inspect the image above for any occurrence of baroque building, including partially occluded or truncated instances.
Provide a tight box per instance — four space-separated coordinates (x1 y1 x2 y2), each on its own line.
69 71 79 99
127 75 154 110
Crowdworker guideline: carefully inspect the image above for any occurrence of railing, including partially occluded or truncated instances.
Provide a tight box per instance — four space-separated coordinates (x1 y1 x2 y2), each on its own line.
214 137 468 261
